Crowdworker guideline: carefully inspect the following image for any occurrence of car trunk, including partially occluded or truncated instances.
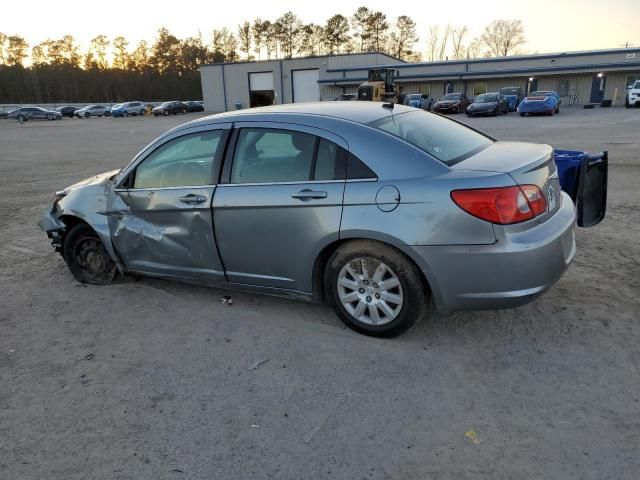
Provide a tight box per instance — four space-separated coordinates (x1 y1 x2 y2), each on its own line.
451 141 562 223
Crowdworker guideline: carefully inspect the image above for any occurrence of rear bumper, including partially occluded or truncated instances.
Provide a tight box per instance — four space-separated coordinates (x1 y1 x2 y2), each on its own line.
407 192 576 313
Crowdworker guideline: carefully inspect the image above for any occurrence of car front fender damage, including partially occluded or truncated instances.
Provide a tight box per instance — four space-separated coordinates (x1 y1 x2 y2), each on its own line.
37 173 125 274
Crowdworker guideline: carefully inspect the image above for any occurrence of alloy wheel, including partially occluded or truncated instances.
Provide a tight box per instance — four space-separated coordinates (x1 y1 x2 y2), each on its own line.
337 257 403 326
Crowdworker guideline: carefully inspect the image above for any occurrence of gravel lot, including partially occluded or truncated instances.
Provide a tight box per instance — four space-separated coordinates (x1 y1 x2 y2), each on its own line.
1 108 639 479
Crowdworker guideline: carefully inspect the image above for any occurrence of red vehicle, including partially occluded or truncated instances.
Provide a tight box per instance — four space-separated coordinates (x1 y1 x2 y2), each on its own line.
433 93 470 114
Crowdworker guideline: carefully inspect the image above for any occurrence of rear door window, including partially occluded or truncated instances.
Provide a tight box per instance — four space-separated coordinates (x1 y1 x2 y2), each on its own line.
231 129 316 183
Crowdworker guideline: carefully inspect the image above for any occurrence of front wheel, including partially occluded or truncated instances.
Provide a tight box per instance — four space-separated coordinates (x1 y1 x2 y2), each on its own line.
325 241 428 337
84 112 90 118
123 112 128 117
63 224 117 284
163 110 169 116
520 112 525 117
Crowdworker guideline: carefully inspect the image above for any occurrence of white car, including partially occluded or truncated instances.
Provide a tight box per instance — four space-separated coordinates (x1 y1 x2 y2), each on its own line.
625 80 640 108
75 105 111 118
111 101 147 117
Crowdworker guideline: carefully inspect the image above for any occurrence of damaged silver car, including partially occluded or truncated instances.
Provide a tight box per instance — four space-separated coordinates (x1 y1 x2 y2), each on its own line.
39 102 605 337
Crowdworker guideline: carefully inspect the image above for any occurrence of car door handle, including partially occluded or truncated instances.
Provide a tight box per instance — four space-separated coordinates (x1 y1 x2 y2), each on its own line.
179 194 207 204
291 189 327 200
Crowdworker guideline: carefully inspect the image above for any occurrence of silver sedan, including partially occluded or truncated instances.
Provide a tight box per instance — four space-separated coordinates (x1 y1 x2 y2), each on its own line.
39 103 578 337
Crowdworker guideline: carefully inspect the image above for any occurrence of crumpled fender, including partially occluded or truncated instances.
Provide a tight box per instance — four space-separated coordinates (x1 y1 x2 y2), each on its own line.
37 170 124 272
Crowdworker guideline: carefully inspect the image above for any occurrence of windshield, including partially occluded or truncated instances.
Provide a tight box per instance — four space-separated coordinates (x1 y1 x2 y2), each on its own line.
160 102 171 107
442 94 461 101
369 111 493 165
407 94 421 100
500 88 518 95
634 81 640 89
475 94 498 102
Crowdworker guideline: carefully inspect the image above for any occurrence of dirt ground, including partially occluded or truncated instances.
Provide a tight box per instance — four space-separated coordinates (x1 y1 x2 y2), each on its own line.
1 108 639 480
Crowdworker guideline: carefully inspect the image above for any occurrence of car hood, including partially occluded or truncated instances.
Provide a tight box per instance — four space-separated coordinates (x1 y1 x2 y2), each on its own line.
58 169 120 195
435 100 458 106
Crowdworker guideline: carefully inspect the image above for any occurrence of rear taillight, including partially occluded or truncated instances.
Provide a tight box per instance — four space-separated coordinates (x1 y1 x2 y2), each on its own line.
451 185 547 225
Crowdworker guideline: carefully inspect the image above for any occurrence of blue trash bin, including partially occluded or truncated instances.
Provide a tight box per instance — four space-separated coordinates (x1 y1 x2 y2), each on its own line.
553 149 608 227
554 150 588 202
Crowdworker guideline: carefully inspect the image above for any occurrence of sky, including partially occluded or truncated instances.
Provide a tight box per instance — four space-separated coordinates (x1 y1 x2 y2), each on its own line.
1 0 638 56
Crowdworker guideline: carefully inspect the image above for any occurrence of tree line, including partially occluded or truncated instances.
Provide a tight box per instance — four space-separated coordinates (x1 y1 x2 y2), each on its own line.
0 9 525 104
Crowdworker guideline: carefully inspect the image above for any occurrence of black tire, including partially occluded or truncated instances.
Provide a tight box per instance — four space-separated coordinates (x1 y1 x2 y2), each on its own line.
182 108 187 114
520 112 525 117
163 110 169 116
84 112 90 119
123 111 128 117
139 109 146 116
17 115 26 122
325 240 428 338
63 224 117 284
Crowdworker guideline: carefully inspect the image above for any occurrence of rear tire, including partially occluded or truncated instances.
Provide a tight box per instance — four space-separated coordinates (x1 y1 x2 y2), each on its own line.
163 110 169 116
325 240 428 338
123 112 128 117
520 112 525 117
84 112 90 119
63 224 117 284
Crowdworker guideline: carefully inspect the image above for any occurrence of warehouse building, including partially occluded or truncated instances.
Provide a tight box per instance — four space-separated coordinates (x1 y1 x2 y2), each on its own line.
199 52 403 112
200 47 640 112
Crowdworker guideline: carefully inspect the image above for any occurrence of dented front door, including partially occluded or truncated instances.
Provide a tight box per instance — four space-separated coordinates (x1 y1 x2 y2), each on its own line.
108 128 228 284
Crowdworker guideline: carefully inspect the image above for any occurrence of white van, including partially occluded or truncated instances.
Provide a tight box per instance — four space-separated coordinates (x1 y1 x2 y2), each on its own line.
626 80 640 107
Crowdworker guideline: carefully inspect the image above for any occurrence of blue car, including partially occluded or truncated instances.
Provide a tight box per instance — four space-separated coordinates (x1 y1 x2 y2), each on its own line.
404 93 433 111
518 91 559 116
499 86 524 111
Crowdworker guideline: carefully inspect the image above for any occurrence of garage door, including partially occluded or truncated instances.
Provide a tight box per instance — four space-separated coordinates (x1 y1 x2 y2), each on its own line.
249 72 274 91
292 69 320 103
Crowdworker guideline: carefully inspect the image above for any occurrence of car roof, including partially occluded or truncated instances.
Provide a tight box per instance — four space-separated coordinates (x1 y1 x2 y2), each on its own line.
182 102 414 129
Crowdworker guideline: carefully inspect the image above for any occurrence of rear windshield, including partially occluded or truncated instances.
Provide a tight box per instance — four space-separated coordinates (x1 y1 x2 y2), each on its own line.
369 111 493 165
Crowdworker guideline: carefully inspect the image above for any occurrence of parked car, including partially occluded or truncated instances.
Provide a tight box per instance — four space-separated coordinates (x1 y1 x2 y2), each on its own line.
517 92 559 116
404 93 434 111
111 101 147 117
152 101 188 116
466 92 509 116
0 110 9 119
8 106 62 121
184 101 205 112
433 93 470 114
334 93 357 101
56 106 79 118
75 105 111 118
39 102 603 337
531 90 561 113
625 80 640 107
499 86 524 111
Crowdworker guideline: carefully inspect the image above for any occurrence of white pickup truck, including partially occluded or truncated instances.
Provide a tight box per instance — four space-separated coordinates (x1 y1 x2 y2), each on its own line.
626 80 640 107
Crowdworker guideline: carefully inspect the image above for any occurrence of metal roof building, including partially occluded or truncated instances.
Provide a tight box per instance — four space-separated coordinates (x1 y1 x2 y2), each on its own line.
200 48 640 111
199 53 403 112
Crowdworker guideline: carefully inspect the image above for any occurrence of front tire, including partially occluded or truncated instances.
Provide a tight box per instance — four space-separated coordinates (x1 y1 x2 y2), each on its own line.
163 110 169 116
520 112 525 117
63 224 117 284
325 241 428 337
